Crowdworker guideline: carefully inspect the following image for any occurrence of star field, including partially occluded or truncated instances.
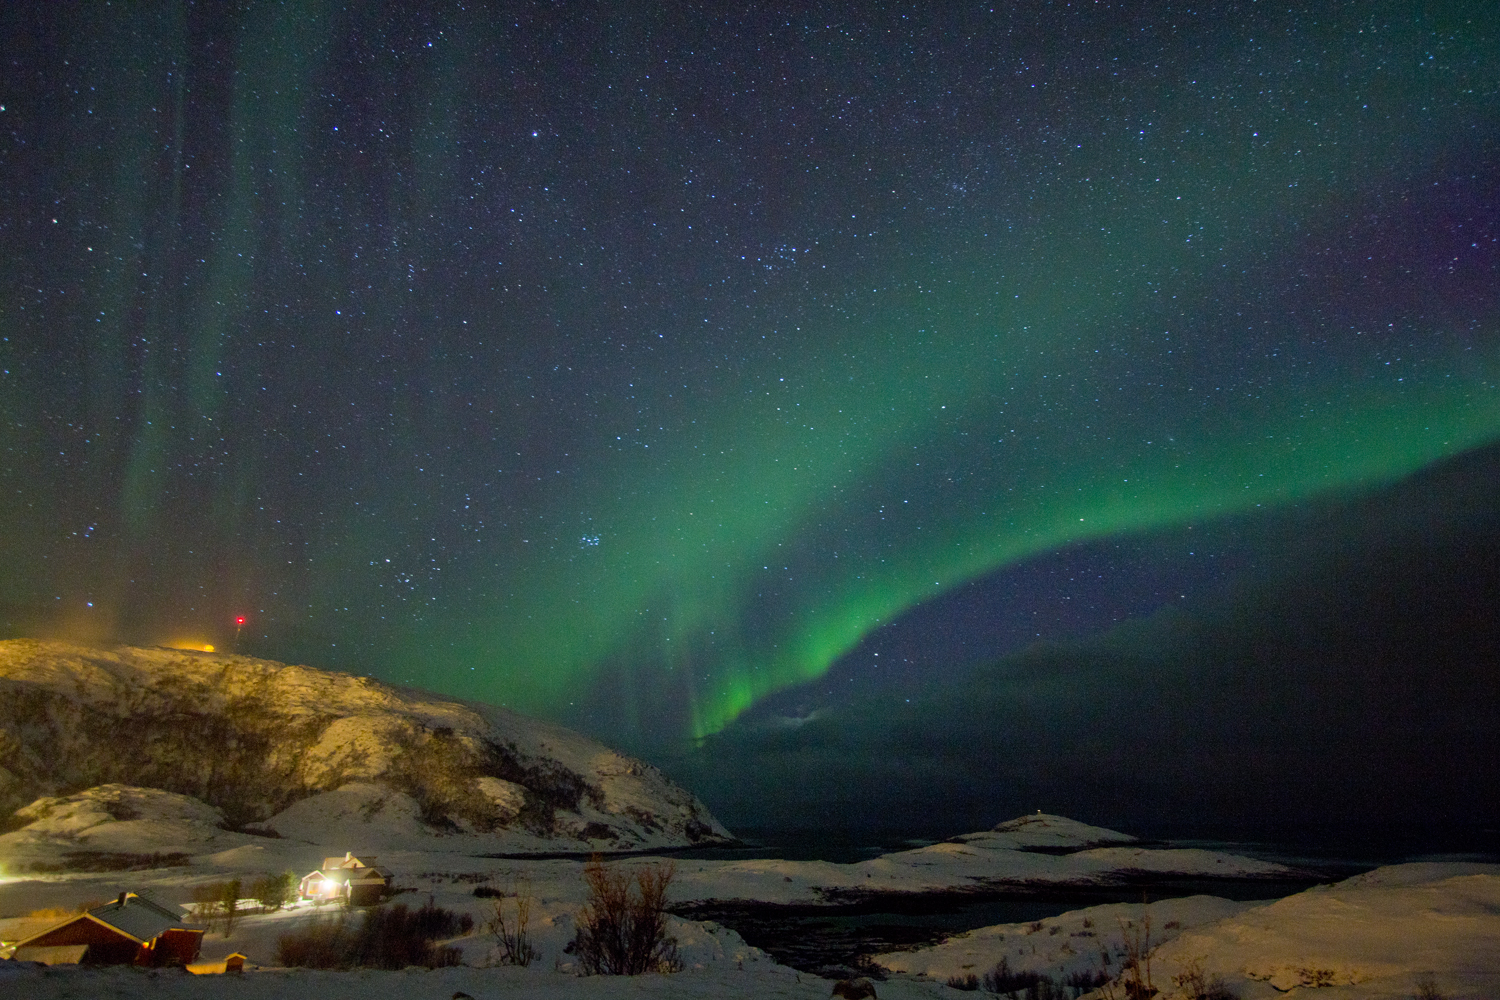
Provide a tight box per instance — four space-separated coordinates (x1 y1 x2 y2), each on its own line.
1 3 1497 747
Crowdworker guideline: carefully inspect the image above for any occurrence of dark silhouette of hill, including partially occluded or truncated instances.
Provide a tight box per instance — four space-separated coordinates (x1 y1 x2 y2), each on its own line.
676 440 1500 844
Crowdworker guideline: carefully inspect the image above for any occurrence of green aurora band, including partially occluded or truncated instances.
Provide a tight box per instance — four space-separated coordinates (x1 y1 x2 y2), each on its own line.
3 5 1497 742
430 301 1499 739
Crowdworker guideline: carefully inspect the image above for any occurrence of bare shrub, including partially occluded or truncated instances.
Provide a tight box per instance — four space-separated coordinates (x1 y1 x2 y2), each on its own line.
485 880 541 966
980 957 1070 998
1290 967 1336 988
1066 967 1113 995
358 900 468 968
983 956 1036 995
946 972 980 990
276 899 471 969
1412 976 1446 1000
192 878 242 936
276 914 351 968
1117 914 1157 1000
1094 914 1158 1000
567 857 681 975
833 979 878 999
1172 956 1237 1000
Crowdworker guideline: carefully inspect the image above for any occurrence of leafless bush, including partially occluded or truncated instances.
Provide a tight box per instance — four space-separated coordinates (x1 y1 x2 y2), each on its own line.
567 857 681 975
1412 976 1446 1000
485 879 541 966
1171 956 1237 1000
192 878 242 936
1095 914 1158 1000
276 914 351 968
981 957 1072 998
276 899 470 969
1065 967 1112 995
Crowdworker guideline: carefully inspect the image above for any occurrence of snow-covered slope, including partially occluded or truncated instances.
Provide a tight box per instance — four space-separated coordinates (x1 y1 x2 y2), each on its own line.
873 895 1257 983
0 640 731 854
1150 862 1500 998
872 863 1500 1000
0 784 230 860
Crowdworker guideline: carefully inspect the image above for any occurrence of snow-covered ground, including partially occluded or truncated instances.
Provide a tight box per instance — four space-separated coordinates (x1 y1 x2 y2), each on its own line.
1151 863 1500 999
874 862 1500 1000
0 805 1294 912
872 895 1259 985
4 860 1499 999
0 961 960 1000
6 811 1496 998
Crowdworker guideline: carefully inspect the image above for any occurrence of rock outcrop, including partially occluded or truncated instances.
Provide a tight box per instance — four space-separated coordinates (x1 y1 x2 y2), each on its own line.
0 639 731 852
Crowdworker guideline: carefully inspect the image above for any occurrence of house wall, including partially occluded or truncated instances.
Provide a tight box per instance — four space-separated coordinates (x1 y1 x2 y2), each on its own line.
348 882 385 906
25 918 139 965
141 928 203 967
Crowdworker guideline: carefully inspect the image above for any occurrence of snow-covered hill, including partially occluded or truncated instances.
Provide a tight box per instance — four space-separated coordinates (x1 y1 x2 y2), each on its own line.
0 640 731 855
951 812 1139 852
874 862 1500 1000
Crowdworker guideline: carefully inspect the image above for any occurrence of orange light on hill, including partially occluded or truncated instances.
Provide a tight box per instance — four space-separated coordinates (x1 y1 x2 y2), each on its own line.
166 640 216 653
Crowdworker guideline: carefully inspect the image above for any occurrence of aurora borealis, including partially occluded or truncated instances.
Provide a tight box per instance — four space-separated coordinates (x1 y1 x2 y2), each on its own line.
2 4 1498 752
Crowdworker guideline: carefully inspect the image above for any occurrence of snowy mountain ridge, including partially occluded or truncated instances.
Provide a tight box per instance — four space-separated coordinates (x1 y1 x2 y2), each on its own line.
0 639 731 853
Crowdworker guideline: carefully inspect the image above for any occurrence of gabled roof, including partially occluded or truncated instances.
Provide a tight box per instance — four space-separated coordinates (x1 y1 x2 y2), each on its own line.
307 865 391 884
322 851 380 870
82 894 185 944
15 893 184 950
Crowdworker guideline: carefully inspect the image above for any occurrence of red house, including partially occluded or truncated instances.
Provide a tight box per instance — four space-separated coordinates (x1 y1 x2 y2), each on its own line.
11 893 203 966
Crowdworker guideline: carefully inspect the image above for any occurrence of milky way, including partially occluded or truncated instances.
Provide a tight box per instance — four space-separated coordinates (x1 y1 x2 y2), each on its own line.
2 4 1496 744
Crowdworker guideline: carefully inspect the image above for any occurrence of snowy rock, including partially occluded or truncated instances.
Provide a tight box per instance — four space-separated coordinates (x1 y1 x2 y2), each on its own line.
0 639 732 855
0 784 232 867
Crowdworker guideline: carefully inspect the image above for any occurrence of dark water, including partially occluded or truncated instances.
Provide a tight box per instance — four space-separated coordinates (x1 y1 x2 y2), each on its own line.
679 822 1500 868
672 877 1331 978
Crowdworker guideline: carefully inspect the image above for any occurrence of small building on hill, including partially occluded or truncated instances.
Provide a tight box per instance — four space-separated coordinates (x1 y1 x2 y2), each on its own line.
10 893 202 966
298 852 393 906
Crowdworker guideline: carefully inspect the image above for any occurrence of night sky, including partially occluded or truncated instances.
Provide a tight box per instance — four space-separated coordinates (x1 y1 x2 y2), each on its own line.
3 4 1498 808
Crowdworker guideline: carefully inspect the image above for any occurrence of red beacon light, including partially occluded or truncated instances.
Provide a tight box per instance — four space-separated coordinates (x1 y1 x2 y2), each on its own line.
235 616 246 626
